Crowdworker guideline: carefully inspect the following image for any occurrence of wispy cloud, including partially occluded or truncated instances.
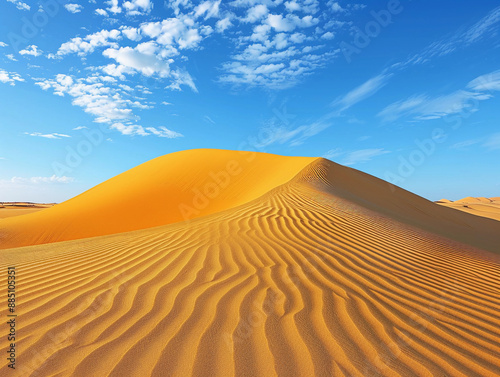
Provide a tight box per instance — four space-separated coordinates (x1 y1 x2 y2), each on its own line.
378 91 491 122
252 118 331 148
204 115 216 124
332 73 392 112
484 133 500 150
341 148 390 165
110 123 183 138
5 175 74 184
24 132 71 139
323 148 343 160
467 69 500 92
379 68 500 122
450 139 481 150
403 6 500 66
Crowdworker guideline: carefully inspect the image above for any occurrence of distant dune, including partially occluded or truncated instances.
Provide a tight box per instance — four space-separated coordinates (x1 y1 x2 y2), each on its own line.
437 197 500 221
1 149 499 377
0 202 55 219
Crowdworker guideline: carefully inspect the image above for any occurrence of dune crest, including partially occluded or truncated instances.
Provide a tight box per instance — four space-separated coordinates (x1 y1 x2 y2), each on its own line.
1 154 499 376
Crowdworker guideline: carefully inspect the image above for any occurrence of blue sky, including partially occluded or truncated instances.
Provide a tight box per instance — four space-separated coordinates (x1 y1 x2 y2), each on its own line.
0 0 499 202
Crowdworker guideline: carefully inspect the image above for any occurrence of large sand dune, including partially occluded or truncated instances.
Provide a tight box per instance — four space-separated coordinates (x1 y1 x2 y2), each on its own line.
1 150 499 376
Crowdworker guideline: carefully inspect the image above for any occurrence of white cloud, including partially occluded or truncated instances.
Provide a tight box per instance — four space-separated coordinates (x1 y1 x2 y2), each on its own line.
341 148 390 165
266 14 319 32
121 26 142 41
194 0 221 19
95 8 108 16
110 123 183 138
57 29 121 56
216 17 233 32
321 31 334 40
333 74 391 112
7 175 74 184
6 0 30 11
24 132 71 139
64 3 83 13
123 0 153 15
106 0 122 14
145 126 183 138
166 68 198 92
0 42 8 47
244 4 268 23
6 54 17 61
0 69 24 85
327 1 344 12
34 73 141 123
34 74 183 138
103 42 173 77
19 45 42 57
73 126 88 130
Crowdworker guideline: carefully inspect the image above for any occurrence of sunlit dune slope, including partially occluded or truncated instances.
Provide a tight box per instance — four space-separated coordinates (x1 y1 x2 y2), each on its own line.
1 158 499 377
437 197 500 221
0 149 315 248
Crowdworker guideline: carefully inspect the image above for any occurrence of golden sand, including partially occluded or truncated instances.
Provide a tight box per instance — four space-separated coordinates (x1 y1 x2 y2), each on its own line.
437 197 500 221
1 150 499 376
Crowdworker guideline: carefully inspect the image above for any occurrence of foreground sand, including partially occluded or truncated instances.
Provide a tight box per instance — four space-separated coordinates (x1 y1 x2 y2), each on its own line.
1 150 499 376
437 197 500 221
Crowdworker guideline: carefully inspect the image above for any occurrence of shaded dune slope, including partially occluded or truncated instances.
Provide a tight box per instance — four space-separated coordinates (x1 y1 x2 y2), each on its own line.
1 156 499 376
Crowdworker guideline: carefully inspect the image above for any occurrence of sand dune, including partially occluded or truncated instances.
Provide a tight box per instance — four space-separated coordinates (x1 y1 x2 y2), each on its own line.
0 150 315 248
437 197 500 222
1 150 499 376
0 202 54 219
